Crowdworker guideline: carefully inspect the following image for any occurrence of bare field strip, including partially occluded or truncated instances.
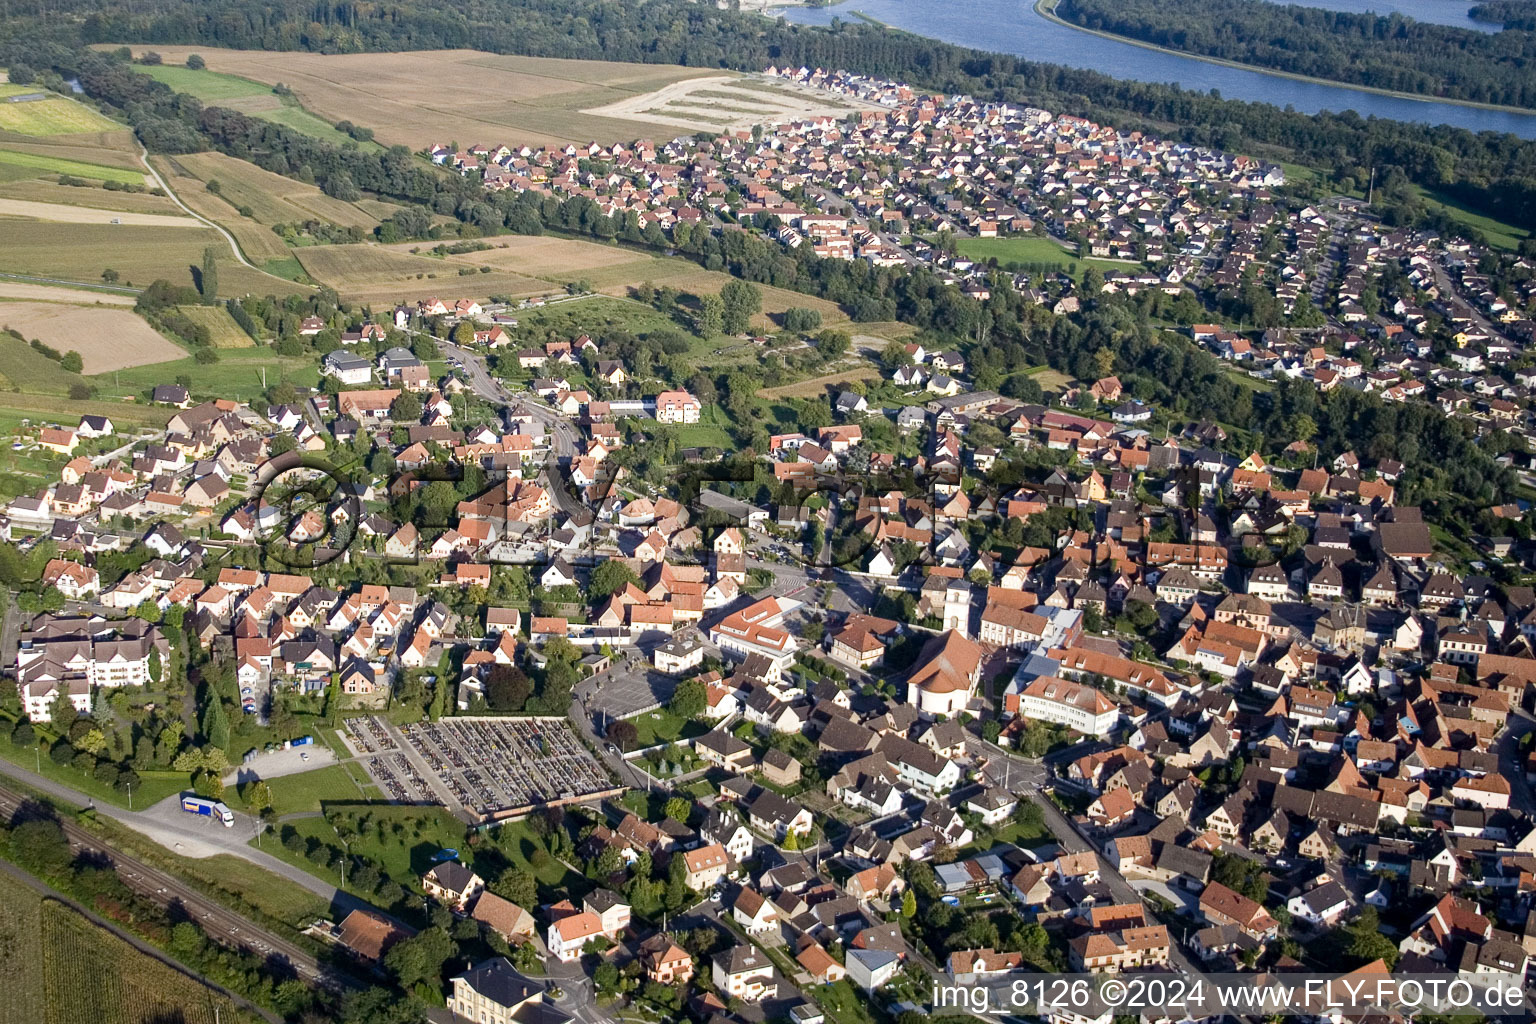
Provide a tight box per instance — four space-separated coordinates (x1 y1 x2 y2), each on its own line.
398 236 643 275
0 282 135 305
758 365 881 399
109 47 723 148
0 302 185 372
587 74 877 133
0 196 199 227
294 243 556 304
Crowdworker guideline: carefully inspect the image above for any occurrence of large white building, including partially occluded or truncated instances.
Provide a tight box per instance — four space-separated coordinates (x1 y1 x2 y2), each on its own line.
1010 674 1120 735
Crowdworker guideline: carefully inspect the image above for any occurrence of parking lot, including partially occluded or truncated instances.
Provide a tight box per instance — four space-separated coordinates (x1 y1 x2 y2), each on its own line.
580 660 680 720
349 715 614 816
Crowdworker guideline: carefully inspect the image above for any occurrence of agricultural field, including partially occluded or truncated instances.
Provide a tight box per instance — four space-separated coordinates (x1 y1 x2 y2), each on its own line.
0 220 300 298
0 196 196 227
0 84 121 136
167 152 383 230
0 282 135 305
40 898 249 1024
0 870 44 1024
0 179 182 215
175 304 254 347
294 242 553 305
130 64 377 149
0 149 144 186
403 235 848 332
151 151 384 267
115 47 731 148
24 307 173 372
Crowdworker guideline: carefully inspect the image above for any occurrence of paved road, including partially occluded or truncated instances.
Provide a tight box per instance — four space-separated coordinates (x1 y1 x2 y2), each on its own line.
0 754 372 912
1495 711 1536 814
0 270 140 295
0 780 361 992
136 143 269 276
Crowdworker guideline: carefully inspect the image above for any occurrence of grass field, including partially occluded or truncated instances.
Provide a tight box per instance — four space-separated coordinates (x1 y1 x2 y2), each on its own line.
0 329 88 394
1419 187 1529 251
41 898 250 1024
131 64 380 150
0 303 183 373
0 870 44 1024
115 47 730 149
0 392 170 429
0 148 144 185
176 304 255 347
234 763 374 817
953 234 1129 277
0 85 121 136
91 346 319 403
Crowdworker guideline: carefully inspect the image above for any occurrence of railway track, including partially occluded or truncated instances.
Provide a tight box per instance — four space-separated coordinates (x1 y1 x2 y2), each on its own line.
0 784 362 993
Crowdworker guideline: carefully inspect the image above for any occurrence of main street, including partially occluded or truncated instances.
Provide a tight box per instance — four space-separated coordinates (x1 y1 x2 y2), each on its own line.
438 338 585 518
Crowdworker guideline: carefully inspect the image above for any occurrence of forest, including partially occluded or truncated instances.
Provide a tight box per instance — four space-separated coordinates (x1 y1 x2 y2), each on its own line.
1056 0 1536 109
1470 0 1536 30
3 0 1536 230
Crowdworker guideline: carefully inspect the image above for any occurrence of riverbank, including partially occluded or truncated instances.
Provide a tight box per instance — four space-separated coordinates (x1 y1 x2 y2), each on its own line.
1033 0 1536 117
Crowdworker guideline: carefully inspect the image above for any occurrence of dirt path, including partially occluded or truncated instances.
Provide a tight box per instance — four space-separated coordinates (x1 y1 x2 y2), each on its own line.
0 280 136 305
0 196 201 227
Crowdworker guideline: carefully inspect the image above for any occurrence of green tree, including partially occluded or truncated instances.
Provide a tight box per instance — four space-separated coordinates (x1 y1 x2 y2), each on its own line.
667 677 707 720
720 279 762 334
199 246 219 303
492 865 538 908
384 926 455 988
392 391 422 421
588 560 639 600
664 796 692 823
901 888 917 918
696 294 724 336
60 351 83 373
10 818 71 877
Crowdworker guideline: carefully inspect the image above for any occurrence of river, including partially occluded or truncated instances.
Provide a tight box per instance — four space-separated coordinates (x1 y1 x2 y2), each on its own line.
780 0 1536 137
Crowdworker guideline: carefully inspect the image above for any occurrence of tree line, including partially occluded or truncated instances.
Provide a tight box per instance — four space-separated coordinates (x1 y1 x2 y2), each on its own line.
5 0 1536 229
1057 0 1536 109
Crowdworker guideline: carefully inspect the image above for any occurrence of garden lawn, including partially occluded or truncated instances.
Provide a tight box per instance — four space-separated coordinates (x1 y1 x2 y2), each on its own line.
624 707 708 748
